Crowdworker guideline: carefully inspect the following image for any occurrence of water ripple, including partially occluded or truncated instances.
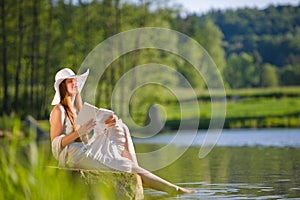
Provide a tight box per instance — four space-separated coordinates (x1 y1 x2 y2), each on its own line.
143 182 294 200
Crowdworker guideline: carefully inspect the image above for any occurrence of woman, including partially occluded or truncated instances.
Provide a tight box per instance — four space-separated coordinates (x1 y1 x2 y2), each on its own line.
49 68 196 195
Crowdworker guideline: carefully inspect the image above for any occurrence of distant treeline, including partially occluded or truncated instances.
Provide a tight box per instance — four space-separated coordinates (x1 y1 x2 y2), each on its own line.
176 4 300 88
0 0 300 119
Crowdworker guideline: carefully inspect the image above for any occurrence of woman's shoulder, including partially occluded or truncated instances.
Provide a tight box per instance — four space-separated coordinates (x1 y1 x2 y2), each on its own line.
50 104 66 125
52 104 64 113
50 104 65 119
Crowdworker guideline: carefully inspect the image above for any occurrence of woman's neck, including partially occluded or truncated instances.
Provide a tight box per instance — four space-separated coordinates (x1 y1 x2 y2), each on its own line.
71 94 76 105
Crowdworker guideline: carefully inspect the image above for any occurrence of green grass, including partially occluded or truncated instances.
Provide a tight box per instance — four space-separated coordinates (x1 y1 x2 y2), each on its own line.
171 86 300 101
226 97 300 118
0 117 119 200
161 97 300 119
144 96 300 129
226 86 300 98
127 87 300 129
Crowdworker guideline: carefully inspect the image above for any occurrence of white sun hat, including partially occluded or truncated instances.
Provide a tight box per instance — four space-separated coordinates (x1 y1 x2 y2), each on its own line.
51 68 89 105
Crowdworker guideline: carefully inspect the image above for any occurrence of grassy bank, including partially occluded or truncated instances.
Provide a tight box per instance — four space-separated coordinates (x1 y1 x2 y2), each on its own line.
165 97 300 129
131 87 300 129
167 88 300 129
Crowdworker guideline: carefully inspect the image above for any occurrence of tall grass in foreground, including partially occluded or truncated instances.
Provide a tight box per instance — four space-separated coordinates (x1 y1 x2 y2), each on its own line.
0 117 116 200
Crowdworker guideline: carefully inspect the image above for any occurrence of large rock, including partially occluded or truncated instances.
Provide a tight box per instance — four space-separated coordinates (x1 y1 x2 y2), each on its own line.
49 167 144 200
79 169 144 200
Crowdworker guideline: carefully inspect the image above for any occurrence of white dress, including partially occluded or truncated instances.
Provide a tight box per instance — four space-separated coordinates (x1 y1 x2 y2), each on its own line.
51 105 137 172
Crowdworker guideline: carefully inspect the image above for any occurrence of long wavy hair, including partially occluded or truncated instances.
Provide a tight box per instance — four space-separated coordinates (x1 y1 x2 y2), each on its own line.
59 79 82 131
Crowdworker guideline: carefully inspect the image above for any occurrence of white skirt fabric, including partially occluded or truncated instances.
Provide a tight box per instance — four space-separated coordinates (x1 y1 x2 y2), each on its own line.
64 119 136 172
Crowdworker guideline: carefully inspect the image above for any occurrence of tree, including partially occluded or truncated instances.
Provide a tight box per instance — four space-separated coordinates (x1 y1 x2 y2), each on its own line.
201 5 300 69
13 0 24 111
1 0 9 114
195 20 226 74
279 65 300 86
225 52 259 88
40 0 55 118
260 64 278 87
224 53 243 88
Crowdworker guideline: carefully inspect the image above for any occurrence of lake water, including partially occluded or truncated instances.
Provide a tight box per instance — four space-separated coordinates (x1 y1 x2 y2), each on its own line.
133 129 300 199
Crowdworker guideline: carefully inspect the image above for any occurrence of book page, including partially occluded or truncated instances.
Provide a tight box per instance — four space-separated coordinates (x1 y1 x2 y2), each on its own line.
75 102 98 125
95 108 114 132
97 108 114 123
75 102 114 126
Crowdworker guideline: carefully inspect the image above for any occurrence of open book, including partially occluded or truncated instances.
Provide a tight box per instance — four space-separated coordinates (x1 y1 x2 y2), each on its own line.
75 102 114 131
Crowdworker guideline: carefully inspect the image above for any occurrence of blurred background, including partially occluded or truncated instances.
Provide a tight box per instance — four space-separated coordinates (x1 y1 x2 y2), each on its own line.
1 0 300 129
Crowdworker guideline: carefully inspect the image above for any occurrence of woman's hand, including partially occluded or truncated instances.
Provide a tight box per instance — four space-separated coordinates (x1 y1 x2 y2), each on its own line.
77 119 96 137
105 115 117 128
76 119 95 144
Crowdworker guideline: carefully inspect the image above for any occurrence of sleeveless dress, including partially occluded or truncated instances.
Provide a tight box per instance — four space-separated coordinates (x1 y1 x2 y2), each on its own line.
51 105 137 172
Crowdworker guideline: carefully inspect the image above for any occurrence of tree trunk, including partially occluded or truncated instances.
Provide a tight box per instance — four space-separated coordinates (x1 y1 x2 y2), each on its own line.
1 0 9 114
14 0 24 111
30 0 40 117
41 0 54 118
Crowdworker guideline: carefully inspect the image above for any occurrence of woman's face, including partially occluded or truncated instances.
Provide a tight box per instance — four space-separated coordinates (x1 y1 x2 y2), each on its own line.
65 78 78 95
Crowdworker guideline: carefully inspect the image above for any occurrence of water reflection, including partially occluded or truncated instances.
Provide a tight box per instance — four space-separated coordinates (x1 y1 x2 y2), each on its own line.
144 182 296 199
135 142 300 199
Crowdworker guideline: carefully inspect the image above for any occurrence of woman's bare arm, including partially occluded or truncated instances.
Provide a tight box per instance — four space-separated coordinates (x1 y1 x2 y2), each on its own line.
50 105 79 148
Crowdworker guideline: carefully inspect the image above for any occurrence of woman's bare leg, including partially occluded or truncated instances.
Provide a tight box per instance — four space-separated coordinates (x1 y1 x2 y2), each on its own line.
132 164 196 195
120 122 196 195
120 123 138 164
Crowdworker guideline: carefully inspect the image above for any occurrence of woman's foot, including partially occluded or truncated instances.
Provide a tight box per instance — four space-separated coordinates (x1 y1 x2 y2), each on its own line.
168 186 197 196
176 186 197 194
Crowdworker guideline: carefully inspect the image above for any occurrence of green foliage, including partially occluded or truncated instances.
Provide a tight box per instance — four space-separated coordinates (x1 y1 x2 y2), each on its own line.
279 64 300 86
0 0 177 118
178 4 300 88
225 52 259 88
0 116 118 200
201 5 300 67
261 64 278 87
2 0 300 120
175 17 226 74
195 20 226 73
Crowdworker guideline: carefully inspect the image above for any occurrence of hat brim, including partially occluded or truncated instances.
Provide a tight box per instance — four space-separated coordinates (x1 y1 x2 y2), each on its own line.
51 69 89 105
